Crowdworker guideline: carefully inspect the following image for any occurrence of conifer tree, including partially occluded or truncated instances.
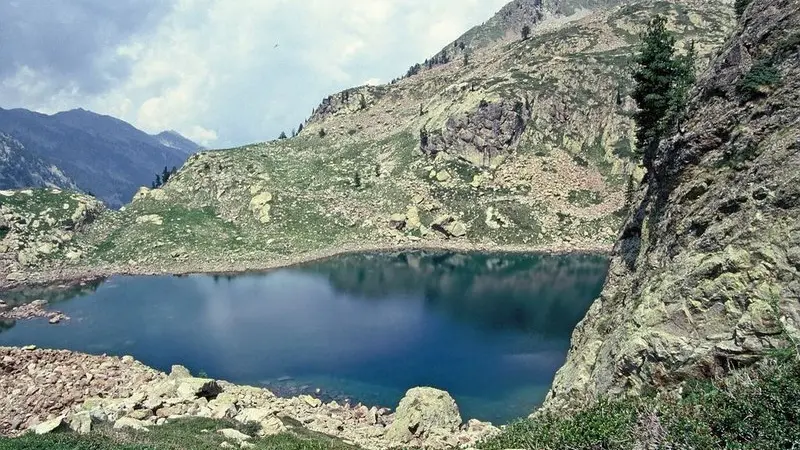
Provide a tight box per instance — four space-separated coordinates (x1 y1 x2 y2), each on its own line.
522 25 531 40
631 15 695 170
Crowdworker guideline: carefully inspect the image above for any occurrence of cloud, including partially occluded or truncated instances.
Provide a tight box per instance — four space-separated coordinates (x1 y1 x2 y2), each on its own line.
0 0 509 147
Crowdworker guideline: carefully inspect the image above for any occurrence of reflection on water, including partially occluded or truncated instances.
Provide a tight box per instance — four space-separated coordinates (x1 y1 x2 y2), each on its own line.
0 251 608 423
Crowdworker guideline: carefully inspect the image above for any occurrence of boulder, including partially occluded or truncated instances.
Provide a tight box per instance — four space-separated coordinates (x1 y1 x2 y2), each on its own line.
176 378 222 399
169 365 192 379
436 170 452 182
32 417 66 435
127 409 154 421
385 387 462 442
299 395 322 408
66 412 94 434
388 214 406 230
218 428 251 442
136 214 163 226
431 215 467 238
113 417 150 432
258 417 288 436
249 192 273 224
236 408 274 424
406 206 421 229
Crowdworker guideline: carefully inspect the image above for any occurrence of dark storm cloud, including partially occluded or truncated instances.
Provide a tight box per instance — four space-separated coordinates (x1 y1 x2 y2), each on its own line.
0 0 173 95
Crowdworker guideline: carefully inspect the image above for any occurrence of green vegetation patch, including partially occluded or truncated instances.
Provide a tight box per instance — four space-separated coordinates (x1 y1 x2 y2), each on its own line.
481 353 800 450
738 61 782 101
0 417 359 450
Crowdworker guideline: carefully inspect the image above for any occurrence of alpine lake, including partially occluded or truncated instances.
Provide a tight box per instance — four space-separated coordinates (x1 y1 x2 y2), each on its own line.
0 252 608 424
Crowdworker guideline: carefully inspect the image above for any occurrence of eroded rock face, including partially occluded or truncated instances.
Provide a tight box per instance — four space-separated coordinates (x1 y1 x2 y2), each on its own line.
422 99 532 168
544 0 800 412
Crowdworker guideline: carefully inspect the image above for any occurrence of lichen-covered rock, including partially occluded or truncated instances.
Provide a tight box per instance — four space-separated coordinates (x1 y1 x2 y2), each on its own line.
545 0 800 413
32 417 66 435
385 387 462 443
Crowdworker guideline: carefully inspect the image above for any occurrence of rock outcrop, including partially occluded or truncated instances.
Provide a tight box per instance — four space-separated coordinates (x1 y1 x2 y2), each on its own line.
545 0 800 412
0 189 105 285
422 98 532 168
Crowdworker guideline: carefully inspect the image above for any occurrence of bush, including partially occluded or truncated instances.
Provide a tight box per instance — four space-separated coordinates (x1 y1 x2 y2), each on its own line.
738 61 781 100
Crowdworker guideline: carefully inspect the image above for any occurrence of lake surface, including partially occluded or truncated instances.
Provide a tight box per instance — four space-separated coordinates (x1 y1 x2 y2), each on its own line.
0 252 608 424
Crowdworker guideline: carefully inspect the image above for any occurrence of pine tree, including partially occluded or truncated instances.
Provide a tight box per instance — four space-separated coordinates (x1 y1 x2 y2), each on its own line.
631 15 695 170
278 131 288 140
522 25 531 40
298 123 304 134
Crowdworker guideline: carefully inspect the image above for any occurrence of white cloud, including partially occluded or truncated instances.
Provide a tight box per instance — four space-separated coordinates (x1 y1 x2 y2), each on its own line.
2 0 509 147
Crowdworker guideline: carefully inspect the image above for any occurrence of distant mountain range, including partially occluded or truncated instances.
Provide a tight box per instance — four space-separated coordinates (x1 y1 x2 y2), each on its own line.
0 107 202 207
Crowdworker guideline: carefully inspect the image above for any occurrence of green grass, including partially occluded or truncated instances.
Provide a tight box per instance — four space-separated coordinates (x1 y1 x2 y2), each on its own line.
0 417 359 450
480 352 800 450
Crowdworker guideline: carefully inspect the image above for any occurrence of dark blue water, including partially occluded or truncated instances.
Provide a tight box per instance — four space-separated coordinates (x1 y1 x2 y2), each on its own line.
0 252 608 424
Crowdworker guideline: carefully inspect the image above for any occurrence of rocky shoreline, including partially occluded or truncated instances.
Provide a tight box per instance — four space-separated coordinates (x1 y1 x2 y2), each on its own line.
1 241 611 291
0 299 69 324
0 346 500 449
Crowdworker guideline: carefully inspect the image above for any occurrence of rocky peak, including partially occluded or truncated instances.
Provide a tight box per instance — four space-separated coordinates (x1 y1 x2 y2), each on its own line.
544 0 800 412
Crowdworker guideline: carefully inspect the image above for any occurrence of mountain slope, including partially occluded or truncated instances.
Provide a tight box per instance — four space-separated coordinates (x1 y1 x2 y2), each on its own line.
0 108 200 207
0 134 77 191
1 0 735 285
153 130 204 156
545 0 800 411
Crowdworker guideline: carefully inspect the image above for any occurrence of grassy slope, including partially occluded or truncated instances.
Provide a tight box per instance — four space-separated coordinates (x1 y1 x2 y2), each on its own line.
481 352 800 450
0 418 359 450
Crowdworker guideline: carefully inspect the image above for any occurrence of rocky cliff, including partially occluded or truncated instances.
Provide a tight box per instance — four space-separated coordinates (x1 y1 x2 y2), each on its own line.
545 0 800 411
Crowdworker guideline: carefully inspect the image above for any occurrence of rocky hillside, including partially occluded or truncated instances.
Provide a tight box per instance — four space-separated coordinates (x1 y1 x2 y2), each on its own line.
0 0 733 284
0 134 77 191
0 189 105 284
545 0 800 411
0 108 200 207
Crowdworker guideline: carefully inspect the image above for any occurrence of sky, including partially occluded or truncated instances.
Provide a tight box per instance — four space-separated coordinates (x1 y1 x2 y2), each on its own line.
0 0 509 148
